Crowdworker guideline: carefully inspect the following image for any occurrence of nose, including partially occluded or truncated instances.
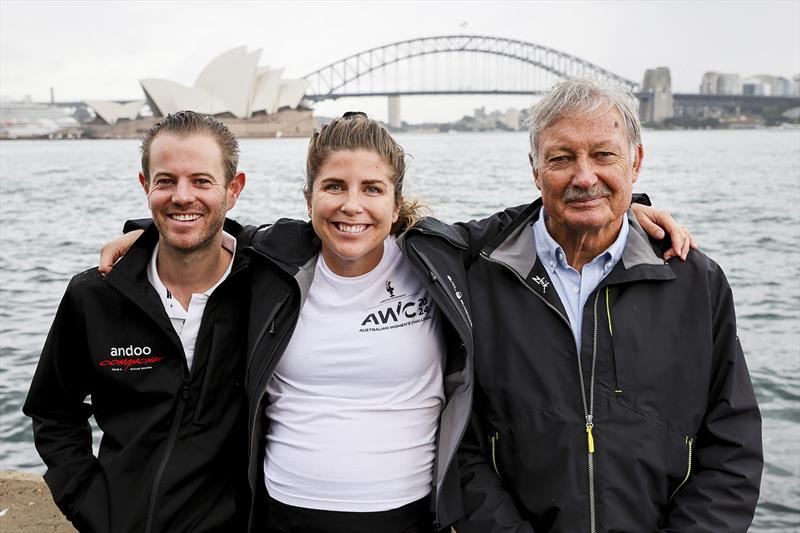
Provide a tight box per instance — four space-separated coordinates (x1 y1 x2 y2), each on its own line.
171 179 195 205
340 189 363 215
572 153 598 188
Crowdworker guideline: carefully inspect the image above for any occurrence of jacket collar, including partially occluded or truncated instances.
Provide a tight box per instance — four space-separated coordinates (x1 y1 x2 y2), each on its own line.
105 219 251 326
398 217 468 250
484 201 677 285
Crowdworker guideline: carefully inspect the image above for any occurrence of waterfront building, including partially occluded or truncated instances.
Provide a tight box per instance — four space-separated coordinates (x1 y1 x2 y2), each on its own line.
717 73 742 95
700 72 742 95
700 72 721 94
140 46 308 119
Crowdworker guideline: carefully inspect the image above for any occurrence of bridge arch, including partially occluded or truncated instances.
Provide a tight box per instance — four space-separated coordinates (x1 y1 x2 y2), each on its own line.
302 35 637 101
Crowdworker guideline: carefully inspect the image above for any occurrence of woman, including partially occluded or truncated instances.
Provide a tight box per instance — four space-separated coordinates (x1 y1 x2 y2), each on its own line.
102 112 693 532
241 112 696 533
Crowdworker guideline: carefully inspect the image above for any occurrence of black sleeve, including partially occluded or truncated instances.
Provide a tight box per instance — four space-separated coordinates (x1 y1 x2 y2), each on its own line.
123 218 153 233
661 267 763 531
22 280 109 531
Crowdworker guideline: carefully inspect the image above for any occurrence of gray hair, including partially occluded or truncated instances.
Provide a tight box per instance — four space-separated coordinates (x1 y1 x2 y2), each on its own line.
527 78 641 168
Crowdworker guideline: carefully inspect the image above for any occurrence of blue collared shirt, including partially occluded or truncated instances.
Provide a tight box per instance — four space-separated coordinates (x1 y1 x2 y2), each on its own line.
532 210 629 351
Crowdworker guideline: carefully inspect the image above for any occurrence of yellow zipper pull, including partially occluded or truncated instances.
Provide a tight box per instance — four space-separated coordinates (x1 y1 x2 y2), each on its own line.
586 417 595 454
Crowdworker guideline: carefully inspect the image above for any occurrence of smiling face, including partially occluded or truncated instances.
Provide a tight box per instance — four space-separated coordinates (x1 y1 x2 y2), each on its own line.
307 149 400 277
532 105 643 244
139 133 243 255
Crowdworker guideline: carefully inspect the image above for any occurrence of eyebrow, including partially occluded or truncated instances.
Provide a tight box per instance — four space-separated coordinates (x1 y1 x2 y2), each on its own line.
319 177 389 185
153 171 217 179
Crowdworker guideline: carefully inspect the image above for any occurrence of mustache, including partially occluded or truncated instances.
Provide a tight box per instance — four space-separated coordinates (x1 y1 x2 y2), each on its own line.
562 183 612 202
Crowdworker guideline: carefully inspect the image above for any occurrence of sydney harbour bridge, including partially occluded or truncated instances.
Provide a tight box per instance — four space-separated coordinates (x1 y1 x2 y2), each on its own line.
299 35 796 126
302 35 636 100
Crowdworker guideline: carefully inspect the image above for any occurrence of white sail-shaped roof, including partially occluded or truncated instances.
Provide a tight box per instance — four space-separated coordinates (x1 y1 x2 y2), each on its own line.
141 79 230 116
140 46 308 119
85 100 145 125
194 47 261 118
276 79 309 110
252 67 284 114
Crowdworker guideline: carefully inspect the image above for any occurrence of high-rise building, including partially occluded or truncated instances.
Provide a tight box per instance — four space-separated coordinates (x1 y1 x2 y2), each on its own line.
700 72 720 94
700 72 742 95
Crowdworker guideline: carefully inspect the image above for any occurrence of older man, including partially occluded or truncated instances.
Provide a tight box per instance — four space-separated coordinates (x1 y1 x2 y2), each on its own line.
24 111 250 532
457 79 763 532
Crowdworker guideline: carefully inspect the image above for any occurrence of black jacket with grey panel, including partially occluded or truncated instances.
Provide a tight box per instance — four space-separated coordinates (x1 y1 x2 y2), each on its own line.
455 202 763 533
243 217 476 532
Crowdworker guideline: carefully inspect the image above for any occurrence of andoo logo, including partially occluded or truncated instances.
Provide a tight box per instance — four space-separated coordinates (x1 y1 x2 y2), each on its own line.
98 344 165 372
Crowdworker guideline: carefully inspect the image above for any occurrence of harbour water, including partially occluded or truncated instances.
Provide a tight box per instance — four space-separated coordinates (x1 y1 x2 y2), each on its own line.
1 130 798 530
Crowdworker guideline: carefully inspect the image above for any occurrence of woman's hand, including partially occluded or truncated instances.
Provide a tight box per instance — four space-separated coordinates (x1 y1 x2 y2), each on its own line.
98 230 144 275
630 204 698 261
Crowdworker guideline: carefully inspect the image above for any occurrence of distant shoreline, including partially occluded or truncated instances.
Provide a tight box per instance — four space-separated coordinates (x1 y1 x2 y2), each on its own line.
1 123 798 141
0 471 75 532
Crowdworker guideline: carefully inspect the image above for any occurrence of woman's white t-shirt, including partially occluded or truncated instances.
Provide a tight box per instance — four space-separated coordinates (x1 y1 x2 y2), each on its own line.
264 236 446 512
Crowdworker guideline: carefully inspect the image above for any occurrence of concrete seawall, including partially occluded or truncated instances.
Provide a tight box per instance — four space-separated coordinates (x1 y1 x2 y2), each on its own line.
0 471 75 532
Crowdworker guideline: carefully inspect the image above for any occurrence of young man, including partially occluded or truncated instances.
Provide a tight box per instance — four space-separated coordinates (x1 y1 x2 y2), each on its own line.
24 111 250 533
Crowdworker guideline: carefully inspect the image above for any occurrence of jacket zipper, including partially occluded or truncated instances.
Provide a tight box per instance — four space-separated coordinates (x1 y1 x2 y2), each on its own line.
407 244 472 531
669 437 694 500
245 296 289 384
144 380 189 533
480 252 600 533
490 431 502 479
143 265 246 532
584 292 601 533
247 305 296 490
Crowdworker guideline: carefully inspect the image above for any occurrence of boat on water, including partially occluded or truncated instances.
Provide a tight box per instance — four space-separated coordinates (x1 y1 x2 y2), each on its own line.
0 96 79 139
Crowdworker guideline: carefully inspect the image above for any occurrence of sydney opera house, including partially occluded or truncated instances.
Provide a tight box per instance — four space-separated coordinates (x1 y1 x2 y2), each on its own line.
83 46 315 138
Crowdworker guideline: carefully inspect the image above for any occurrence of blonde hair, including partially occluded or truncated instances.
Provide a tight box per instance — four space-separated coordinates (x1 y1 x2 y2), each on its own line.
305 112 429 234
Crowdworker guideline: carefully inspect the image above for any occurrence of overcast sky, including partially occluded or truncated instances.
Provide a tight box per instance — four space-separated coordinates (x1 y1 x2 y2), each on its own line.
1 0 798 122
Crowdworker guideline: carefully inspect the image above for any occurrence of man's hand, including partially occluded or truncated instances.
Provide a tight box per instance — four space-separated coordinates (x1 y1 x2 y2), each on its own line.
630 204 698 261
98 230 144 275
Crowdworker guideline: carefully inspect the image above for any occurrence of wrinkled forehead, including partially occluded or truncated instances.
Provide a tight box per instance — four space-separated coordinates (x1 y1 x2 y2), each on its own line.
538 106 630 151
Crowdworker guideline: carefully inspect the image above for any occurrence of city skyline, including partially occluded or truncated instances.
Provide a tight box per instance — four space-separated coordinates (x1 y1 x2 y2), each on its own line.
1 0 798 123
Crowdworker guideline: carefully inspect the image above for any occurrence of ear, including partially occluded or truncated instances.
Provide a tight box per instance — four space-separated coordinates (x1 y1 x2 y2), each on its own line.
631 144 644 184
393 196 402 224
139 172 149 194
225 172 246 211
530 153 543 191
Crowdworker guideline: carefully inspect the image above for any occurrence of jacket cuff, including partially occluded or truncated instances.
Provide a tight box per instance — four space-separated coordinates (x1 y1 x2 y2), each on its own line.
123 218 153 233
631 193 651 206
